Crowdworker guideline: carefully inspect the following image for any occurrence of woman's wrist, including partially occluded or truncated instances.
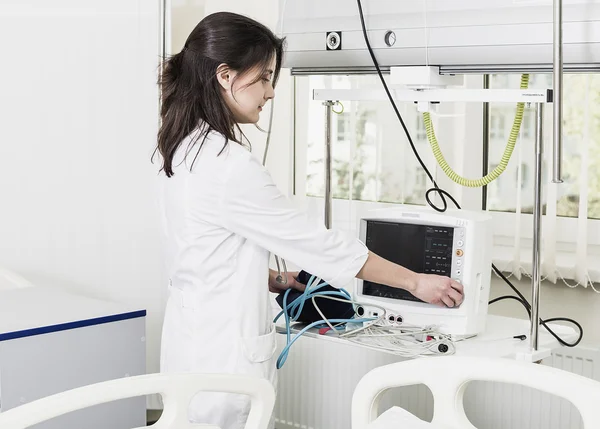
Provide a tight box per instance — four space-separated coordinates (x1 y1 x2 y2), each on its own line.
394 266 418 293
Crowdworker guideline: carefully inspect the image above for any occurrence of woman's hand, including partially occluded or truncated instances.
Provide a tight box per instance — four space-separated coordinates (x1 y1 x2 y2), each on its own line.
356 252 464 308
411 274 464 307
268 269 306 293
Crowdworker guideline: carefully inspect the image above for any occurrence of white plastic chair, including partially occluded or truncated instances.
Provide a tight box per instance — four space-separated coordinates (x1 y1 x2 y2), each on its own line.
0 266 34 290
0 372 275 429
352 355 600 429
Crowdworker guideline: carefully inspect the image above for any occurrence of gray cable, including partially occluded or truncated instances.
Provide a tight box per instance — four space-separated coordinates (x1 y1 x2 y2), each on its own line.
261 99 289 284
262 98 276 166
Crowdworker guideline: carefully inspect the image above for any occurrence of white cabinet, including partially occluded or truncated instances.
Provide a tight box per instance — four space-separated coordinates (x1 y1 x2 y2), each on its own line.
0 287 146 429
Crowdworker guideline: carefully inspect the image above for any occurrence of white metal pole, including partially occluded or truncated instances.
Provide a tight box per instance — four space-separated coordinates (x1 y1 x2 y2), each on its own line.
324 101 334 229
531 103 544 351
553 0 564 184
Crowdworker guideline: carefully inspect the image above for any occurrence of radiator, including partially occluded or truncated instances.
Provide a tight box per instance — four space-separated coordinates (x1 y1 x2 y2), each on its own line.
274 334 599 429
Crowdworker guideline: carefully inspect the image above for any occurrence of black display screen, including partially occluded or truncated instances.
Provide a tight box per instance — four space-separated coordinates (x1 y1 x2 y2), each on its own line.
363 220 454 303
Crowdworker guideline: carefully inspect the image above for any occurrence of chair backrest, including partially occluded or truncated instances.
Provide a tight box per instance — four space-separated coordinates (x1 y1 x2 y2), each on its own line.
351 355 600 429
0 266 34 290
0 372 275 429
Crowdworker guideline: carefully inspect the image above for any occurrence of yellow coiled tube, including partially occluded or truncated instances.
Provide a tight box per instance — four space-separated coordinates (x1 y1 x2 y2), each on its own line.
422 74 530 188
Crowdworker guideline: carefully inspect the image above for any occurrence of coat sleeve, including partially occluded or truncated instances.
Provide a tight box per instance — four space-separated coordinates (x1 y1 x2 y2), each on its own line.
218 153 368 289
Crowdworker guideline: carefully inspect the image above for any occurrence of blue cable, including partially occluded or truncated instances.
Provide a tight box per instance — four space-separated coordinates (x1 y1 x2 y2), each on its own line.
273 275 374 369
273 275 351 323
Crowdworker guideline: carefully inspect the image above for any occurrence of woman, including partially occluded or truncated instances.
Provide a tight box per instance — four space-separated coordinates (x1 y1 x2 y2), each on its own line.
156 11 463 429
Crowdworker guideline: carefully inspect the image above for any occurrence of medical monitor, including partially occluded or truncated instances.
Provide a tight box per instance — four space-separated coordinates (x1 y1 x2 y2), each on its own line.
356 205 492 336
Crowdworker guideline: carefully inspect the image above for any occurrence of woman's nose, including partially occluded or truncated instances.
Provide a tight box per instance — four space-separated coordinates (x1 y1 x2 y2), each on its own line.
265 83 275 100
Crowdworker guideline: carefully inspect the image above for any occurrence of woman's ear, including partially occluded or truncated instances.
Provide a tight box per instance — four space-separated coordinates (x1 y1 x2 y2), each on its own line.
216 64 232 91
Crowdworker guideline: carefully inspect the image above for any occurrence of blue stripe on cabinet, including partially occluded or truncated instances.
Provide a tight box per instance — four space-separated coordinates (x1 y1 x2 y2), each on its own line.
0 310 146 342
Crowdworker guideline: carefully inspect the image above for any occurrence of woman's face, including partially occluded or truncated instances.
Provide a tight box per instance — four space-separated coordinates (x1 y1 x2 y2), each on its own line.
217 57 276 124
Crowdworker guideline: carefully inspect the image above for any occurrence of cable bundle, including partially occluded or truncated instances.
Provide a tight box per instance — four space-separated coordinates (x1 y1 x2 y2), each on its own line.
273 274 373 369
273 274 455 368
342 324 455 358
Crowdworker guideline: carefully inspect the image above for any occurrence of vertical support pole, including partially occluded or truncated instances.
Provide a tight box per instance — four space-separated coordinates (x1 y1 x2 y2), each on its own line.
531 103 544 352
482 74 490 210
553 0 564 183
324 101 334 229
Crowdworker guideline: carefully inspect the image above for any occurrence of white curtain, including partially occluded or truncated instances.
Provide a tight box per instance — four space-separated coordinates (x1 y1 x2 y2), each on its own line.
505 75 599 290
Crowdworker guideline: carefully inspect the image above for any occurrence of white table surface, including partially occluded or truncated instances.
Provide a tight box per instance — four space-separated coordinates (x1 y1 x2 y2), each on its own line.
276 314 577 359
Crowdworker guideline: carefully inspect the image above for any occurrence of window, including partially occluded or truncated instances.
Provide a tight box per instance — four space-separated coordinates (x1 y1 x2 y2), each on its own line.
488 74 600 219
487 163 502 208
412 169 428 199
415 115 426 140
517 163 529 190
336 113 350 143
521 112 532 139
490 114 505 139
294 73 600 285
296 74 600 219
296 74 446 206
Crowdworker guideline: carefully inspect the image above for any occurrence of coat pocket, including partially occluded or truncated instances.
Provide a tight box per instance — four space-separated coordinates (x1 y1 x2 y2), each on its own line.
239 325 277 363
236 326 279 429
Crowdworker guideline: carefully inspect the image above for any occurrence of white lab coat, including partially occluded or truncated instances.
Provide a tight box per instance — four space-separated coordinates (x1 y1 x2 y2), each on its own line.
158 130 368 429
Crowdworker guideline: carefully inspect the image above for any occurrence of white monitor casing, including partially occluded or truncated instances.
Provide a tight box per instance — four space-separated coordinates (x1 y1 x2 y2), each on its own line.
355 205 493 337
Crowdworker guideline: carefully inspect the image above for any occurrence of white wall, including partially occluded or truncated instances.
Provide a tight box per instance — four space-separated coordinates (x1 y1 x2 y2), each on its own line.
0 0 166 375
171 0 207 51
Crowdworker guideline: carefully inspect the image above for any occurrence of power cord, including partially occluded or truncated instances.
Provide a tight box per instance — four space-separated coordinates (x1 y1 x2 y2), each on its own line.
491 265 583 347
355 0 582 348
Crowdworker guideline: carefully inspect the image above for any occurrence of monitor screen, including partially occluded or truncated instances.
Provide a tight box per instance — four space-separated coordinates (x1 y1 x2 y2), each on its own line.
363 220 454 303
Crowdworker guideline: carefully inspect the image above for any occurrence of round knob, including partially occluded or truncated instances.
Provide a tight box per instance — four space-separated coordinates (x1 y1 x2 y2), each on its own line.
384 30 396 47
326 32 341 50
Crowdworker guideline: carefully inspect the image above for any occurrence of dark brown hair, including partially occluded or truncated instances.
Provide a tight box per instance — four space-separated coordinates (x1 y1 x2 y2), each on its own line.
156 12 284 177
